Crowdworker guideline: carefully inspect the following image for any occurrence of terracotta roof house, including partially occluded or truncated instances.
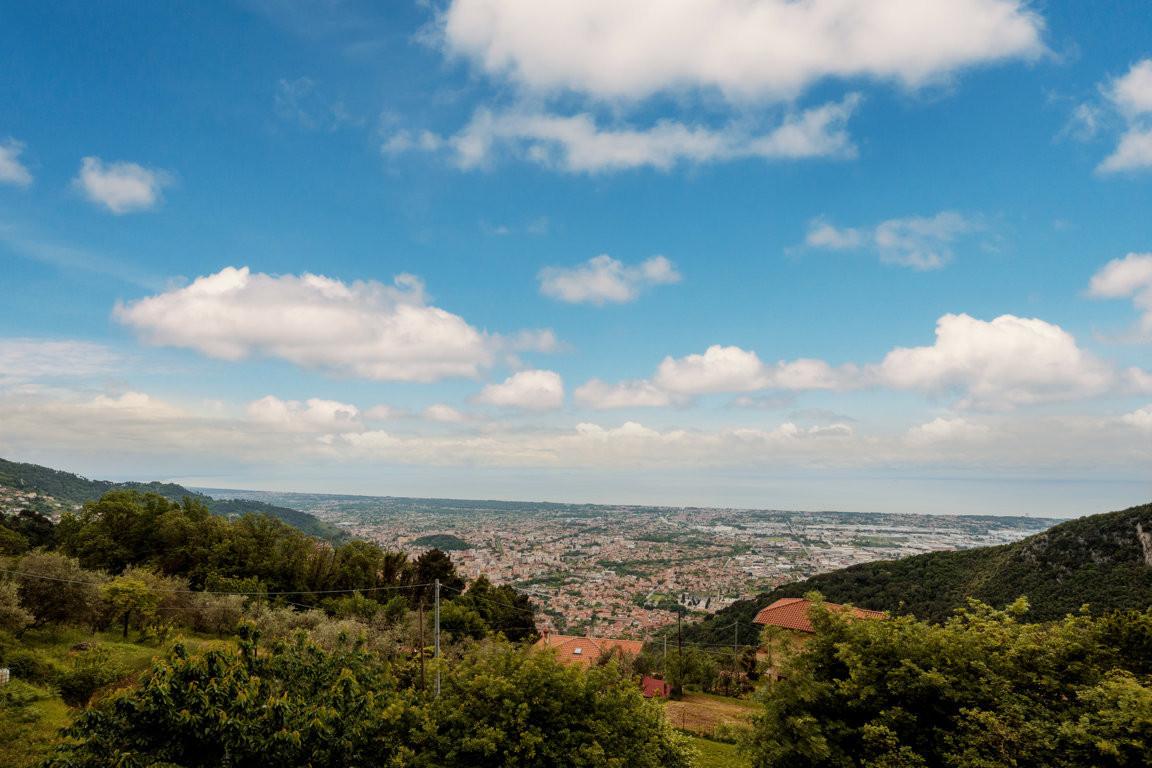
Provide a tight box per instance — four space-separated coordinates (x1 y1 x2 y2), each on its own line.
534 634 646 667
753 597 885 634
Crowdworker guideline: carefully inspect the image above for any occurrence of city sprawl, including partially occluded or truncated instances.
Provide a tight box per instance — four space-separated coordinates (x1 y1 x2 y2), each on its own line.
195 489 1057 639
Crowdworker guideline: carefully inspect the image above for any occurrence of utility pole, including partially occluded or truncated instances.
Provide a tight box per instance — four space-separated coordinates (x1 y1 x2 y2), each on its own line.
662 635 667 677
675 607 683 697
418 599 426 691
434 579 441 698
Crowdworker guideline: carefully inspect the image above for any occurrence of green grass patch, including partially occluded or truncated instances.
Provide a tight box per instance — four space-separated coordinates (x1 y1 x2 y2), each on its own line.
688 736 750 768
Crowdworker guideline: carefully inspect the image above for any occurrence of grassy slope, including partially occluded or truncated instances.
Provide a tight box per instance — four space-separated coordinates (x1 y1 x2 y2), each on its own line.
689 736 749 768
682 502 1152 648
0 457 343 542
1 628 230 768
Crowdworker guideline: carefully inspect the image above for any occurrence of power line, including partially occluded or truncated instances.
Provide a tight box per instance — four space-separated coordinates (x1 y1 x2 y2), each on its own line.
0 567 434 597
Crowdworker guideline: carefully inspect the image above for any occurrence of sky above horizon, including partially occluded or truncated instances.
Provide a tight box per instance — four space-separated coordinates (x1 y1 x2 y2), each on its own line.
1 0 1150 517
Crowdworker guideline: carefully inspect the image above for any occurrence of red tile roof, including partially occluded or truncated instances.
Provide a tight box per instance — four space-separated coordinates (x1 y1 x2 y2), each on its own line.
534 634 646 667
752 597 885 633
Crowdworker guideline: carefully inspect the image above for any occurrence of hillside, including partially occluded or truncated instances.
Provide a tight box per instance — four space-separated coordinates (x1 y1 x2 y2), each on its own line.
683 502 1152 647
0 458 343 542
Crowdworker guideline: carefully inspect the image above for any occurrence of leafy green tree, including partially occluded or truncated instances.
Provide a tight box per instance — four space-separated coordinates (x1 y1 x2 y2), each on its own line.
101 569 161 638
0 579 33 634
48 636 693 768
410 548 465 606
428 641 692 768
45 632 424 768
457 575 538 641
14 551 102 628
745 597 1152 767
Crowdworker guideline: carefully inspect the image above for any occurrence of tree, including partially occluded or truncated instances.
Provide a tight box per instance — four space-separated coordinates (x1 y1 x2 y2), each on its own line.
101 570 161 639
410 548 465 606
0 579 33 635
48 636 693 768
14 551 102 628
428 641 692 768
45 633 423 768
745 598 1152 767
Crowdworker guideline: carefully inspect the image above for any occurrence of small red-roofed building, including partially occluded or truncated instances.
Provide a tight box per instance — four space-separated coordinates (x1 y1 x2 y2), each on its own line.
753 597 885 634
534 633 646 668
753 597 885 680
640 675 670 698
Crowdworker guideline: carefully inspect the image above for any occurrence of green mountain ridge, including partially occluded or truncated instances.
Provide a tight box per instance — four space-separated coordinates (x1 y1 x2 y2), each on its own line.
683 501 1152 647
0 458 344 542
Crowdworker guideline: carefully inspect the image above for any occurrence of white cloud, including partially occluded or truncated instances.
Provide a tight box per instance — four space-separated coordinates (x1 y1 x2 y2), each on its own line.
653 345 857 396
1096 60 1152 173
246 395 361 432
803 211 976 270
573 378 674 410
0 139 32 186
440 0 1044 102
1120 405 1152 430
906 416 992 445
475 369 564 410
1108 59 1152 116
0 338 118 385
583 311 1125 411
876 313 1114 407
364 404 402 421
445 98 859 172
73 157 171 214
423 403 469 423
1088 252 1152 339
539 254 681 304
114 267 552 382
654 345 769 395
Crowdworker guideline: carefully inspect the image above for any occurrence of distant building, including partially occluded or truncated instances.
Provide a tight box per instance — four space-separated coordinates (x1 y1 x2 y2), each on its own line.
534 633 645 667
754 598 885 680
753 597 885 634
640 675 670 698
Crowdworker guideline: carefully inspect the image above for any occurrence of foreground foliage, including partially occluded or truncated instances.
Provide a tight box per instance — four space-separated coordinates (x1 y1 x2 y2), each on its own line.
746 598 1152 767
45 633 691 768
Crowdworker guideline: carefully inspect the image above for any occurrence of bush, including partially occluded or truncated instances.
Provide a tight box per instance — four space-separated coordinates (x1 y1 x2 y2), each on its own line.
55 645 125 707
3 648 63 685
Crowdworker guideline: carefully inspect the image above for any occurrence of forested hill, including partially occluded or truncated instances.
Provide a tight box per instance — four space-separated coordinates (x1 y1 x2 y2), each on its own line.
684 502 1152 647
0 458 344 542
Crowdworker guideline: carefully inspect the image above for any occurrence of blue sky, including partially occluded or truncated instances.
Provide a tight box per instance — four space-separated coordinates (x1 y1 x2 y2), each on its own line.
1 0 1150 516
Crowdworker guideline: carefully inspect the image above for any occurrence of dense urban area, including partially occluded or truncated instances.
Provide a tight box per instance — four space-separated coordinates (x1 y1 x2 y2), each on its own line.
194 488 1057 638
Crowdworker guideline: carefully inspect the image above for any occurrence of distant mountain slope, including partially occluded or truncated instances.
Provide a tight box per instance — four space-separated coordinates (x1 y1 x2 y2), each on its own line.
0 458 344 542
684 502 1152 647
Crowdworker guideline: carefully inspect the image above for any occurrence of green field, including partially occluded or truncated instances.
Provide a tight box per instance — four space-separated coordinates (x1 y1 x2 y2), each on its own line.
688 736 750 768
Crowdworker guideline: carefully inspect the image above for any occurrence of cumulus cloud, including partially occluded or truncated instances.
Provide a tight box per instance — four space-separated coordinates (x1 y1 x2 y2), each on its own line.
1094 60 1152 173
803 211 977 270
906 416 993 445
653 345 857 396
0 139 33 186
73 157 172 214
246 395 361 432
580 312 1132 410
441 98 860 172
876 313 1114 407
1120 405 1152 430
114 267 553 381
1087 252 1152 338
440 0 1045 102
474 369 564 410
539 254 681 304
573 379 674 410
